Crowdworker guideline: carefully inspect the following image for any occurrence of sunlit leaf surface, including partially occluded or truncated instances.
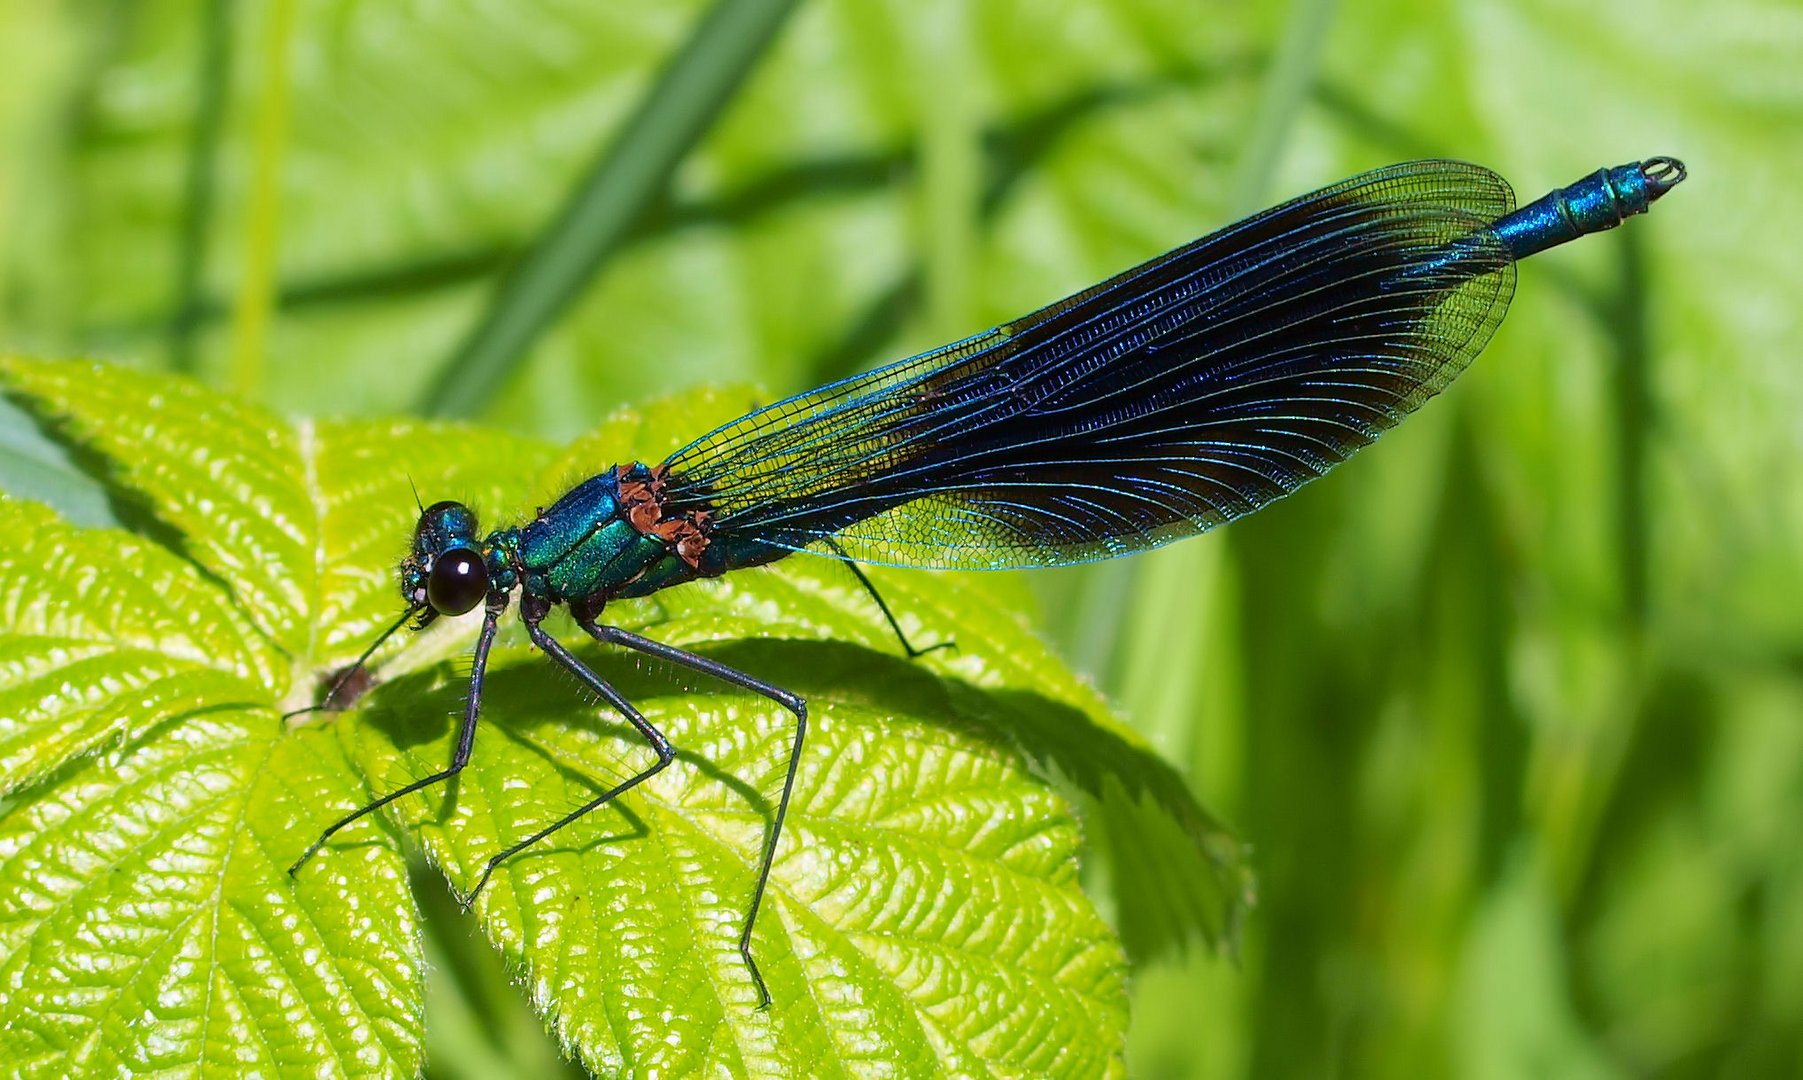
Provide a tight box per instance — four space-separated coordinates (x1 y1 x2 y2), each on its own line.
0 358 1255 1074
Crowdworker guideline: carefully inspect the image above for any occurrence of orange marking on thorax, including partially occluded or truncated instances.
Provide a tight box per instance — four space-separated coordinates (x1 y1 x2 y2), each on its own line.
616 464 712 569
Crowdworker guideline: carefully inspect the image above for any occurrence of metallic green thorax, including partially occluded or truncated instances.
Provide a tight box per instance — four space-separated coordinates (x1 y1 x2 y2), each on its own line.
446 462 781 614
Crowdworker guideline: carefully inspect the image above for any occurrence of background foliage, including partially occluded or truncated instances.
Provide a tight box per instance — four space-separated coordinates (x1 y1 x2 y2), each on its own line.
2 0 1800 1076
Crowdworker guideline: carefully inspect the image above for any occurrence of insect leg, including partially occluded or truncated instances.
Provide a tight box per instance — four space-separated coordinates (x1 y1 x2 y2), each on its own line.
289 599 502 876
456 613 676 907
578 618 803 1010
821 536 954 658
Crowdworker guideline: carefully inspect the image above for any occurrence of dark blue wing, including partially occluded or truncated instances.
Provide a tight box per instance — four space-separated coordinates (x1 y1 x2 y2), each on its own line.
658 160 1517 570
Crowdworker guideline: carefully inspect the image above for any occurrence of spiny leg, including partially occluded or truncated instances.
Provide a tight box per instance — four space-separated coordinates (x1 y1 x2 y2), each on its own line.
289 600 502 877
822 536 954 658
578 617 805 1011
457 609 676 907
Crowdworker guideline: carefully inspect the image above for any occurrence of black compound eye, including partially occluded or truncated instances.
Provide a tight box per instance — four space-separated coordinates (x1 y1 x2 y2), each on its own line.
426 547 489 615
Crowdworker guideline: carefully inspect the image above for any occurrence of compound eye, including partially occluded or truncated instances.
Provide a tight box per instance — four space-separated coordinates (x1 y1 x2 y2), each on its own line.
425 547 488 615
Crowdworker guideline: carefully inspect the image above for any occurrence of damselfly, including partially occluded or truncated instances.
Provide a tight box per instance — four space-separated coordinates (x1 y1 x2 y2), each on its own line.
290 156 1686 1007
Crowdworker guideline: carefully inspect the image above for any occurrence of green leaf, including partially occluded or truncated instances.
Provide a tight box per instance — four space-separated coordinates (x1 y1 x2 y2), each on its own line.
0 708 423 1076
353 644 1127 1076
3 360 321 655
0 497 276 793
0 486 423 1075
0 357 1254 1074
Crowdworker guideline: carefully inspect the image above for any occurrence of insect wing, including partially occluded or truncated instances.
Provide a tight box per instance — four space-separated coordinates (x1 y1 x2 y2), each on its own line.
660 160 1517 570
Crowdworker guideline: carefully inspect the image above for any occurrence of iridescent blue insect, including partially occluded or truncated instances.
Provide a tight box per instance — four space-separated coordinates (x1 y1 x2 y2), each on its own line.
291 156 1685 1007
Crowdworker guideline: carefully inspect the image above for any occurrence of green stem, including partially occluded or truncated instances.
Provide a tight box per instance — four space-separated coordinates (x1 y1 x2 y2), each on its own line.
914 0 979 342
1233 0 1334 215
1230 0 1336 214
1075 0 1335 691
228 0 294 398
418 0 802 419
169 0 234 376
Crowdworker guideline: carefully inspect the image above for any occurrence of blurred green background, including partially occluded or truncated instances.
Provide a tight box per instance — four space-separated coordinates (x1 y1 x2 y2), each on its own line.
3 0 1800 1076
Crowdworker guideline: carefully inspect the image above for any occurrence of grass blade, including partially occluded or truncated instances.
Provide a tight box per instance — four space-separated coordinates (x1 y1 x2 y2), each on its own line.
419 0 802 418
